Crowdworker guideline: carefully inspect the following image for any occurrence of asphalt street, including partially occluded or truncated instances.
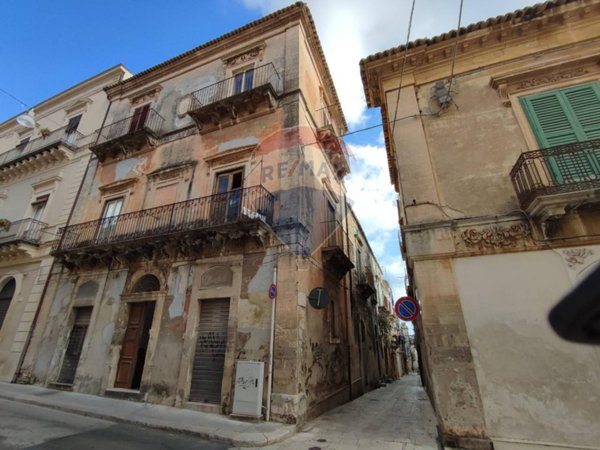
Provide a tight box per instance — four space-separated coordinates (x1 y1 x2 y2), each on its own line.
0 398 229 450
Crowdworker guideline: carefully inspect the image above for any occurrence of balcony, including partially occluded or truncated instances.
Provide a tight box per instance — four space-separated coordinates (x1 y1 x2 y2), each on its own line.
53 185 274 266
0 219 48 259
187 63 281 133
0 126 82 182
90 108 164 162
510 139 600 219
316 125 350 178
356 266 376 300
321 220 354 278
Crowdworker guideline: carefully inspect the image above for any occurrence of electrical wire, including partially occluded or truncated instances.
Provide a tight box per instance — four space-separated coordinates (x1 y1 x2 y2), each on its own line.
449 0 465 87
391 0 417 139
0 88 29 109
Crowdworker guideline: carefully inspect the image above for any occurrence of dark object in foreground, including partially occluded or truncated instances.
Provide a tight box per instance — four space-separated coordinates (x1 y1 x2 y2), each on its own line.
549 263 600 344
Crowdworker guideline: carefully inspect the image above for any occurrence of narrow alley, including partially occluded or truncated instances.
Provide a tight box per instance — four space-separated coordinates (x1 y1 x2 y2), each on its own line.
243 374 439 450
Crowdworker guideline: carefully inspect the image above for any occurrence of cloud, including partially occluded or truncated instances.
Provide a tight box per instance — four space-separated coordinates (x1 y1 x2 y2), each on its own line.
240 0 537 126
345 144 398 236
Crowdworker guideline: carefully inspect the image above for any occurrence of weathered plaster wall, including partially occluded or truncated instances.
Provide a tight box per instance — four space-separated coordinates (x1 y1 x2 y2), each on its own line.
413 258 488 439
454 248 600 449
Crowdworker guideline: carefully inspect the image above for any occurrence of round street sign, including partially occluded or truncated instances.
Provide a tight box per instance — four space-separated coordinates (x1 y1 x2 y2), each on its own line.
395 296 420 321
308 287 329 310
268 283 277 300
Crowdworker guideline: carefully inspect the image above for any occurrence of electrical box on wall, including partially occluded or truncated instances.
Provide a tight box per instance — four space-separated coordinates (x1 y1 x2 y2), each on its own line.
232 360 264 418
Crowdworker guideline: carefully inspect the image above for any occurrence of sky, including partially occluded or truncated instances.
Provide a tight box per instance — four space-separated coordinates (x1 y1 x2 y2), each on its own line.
0 0 537 304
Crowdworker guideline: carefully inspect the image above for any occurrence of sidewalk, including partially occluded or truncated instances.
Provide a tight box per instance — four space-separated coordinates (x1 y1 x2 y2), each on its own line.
0 381 294 447
240 374 439 450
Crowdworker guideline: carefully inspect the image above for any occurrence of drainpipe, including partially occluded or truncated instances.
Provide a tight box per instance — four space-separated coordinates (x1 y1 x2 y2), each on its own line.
344 196 353 400
266 263 277 421
13 75 122 383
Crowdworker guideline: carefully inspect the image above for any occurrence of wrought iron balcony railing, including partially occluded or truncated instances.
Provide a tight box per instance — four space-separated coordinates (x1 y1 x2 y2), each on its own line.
54 185 274 253
93 108 164 148
321 219 355 278
188 63 281 112
510 138 600 210
322 220 354 258
0 126 82 170
0 219 48 246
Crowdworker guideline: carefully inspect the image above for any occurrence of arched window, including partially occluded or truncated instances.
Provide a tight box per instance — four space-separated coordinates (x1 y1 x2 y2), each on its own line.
132 275 160 293
0 278 16 330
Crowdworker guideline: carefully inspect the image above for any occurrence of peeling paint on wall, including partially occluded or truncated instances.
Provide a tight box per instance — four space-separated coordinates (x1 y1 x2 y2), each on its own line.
102 323 114 345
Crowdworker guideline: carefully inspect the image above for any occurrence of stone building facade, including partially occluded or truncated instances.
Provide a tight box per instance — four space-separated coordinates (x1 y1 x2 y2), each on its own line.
24 3 388 424
0 66 130 383
361 1 600 449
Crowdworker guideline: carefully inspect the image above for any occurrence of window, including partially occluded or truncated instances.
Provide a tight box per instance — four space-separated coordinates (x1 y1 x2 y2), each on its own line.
25 195 48 240
520 82 600 183
0 278 16 330
130 104 150 133
98 197 124 242
57 307 92 384
30 195 48 222
320 88 331 127
214 169 243 223
325 201 336 246
233 68 255 95
65 114 82 144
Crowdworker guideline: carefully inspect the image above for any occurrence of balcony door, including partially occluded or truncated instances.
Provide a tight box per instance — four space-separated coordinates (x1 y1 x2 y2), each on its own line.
233 68 254 95
213 170 243 224
65 114 82 145
25 196 48 241
98 197 123 243
520 82 600 184
129 104 150 134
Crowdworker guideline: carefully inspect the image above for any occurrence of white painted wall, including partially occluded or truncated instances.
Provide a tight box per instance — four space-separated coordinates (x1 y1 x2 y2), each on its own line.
454 247 600 449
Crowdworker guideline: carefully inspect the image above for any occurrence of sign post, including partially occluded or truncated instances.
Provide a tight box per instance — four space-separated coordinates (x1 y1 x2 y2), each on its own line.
266 270 277 421
394 296 420 321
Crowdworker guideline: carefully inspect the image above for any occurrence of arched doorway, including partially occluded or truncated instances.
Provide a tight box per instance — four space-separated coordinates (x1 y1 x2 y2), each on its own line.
0 278 16 331
114 274 159 390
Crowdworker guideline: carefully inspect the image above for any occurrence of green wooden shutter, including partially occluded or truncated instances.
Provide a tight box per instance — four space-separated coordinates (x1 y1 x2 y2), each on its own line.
562 84 600 140
520 82 600 183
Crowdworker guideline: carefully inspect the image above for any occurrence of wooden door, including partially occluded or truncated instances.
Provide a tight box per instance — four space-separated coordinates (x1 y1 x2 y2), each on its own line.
115 302 147 389
130 104 150 133
189 299 230 404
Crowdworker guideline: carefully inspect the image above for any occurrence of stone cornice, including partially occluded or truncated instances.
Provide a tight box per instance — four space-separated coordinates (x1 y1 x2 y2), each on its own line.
103 3 347 133
97 177 137 196
361 0 600 107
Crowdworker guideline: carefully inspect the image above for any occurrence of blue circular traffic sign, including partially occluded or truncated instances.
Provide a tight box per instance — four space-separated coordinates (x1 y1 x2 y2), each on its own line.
395 296 420 321
268 283 277 300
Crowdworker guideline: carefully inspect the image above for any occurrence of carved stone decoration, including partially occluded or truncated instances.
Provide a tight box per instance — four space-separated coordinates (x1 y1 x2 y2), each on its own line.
489 55 599 107
130 86 163 106
562 248 594 268
201 265 233 288
461 223 531 249
515 68 590 90
223 44 266 68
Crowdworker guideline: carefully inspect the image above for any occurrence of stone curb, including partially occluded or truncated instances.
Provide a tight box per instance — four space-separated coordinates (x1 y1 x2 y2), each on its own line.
0 390 296 447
